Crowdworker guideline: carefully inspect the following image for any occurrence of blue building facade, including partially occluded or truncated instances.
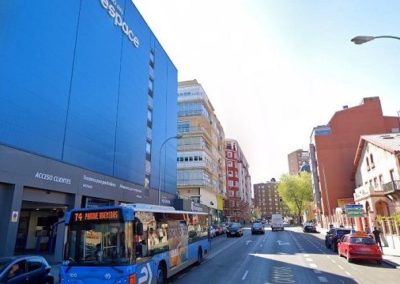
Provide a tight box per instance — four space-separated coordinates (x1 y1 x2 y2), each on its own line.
0 0 177 259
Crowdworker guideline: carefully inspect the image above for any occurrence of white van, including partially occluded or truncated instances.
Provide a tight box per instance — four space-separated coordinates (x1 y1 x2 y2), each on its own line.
271 214 284 231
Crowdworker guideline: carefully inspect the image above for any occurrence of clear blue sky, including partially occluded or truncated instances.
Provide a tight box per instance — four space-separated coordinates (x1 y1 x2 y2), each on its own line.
133 0 400 183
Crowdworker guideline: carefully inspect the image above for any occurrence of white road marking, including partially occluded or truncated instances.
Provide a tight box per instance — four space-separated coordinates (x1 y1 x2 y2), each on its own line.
310 263 318 268
246 240 252 245
338 265 344 270
242 270 248 280
318 276 328 283
345 271 351 276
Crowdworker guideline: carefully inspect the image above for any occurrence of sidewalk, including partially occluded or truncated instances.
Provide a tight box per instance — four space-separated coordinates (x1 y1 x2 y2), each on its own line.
317 226 400 269
382 245 400 269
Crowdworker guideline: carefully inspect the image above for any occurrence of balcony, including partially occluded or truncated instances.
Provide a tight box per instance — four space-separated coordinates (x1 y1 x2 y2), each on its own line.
178 126 212 140
353 185 374 201
383 180 400 201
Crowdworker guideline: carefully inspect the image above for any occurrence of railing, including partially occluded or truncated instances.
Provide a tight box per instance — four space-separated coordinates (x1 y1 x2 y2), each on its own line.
376 217 400 236
178 126 212 139
353 184 381 200
383 180 400 194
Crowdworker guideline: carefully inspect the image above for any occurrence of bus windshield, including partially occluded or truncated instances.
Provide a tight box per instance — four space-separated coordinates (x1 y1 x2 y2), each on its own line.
64 221 134 266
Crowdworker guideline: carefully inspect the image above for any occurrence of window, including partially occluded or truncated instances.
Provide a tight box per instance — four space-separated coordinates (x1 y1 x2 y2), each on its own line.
370 154 375 168
227 152 232 158
366 157 370 171
7 260 27 279
228 171 233 177
390 169 395 182
27 260 42 272
374 177 378 188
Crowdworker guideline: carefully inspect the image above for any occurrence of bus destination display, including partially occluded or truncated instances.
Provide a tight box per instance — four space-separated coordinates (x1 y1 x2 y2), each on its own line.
73 210 120 222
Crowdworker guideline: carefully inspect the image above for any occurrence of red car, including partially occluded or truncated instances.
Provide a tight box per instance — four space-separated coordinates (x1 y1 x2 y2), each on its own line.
338 232 382 264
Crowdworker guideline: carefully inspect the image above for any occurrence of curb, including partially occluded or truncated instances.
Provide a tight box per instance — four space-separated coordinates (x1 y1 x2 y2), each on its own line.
382 258 400 269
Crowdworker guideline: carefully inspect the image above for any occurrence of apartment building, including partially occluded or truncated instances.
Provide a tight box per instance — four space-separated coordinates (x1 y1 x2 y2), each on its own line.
224 139 252 223
253 181 282 220
288 149 310 175
310 97 399 223
177 80 226 222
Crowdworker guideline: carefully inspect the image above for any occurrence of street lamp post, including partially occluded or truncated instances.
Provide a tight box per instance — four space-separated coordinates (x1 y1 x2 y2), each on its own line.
351 35 400 45
158 134 181 205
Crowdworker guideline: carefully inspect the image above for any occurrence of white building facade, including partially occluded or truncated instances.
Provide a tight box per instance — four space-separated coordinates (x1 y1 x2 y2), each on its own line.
177 80 226 222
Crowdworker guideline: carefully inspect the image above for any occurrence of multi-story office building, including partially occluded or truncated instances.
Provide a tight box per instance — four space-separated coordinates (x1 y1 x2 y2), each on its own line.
224 139 252 223
310 97 399 223
288 149 310 175
177 80 226 222
253 181 282 220
0 1 177 259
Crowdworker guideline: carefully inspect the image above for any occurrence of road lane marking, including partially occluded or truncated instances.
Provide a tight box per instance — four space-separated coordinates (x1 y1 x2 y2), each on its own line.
242 270 248 280
318 276 328 283
272 266 295 284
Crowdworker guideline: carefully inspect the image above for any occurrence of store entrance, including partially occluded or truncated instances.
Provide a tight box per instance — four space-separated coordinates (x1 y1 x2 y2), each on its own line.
15 201 67 255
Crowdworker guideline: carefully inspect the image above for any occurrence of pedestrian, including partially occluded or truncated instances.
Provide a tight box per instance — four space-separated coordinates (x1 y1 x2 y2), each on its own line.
372 227 383 252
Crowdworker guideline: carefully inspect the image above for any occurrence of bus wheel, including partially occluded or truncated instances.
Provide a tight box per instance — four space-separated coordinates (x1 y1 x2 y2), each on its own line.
196 247 203 265
157 264 166 284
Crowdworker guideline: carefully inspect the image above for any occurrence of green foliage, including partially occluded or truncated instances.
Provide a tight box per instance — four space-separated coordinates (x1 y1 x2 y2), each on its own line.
251 207 262 220
278 172 313 222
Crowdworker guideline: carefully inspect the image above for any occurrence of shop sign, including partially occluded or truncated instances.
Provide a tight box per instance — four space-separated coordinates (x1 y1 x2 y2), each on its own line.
191 202 205 213
100 0 140 48
345 204 365 218
35 172 72 185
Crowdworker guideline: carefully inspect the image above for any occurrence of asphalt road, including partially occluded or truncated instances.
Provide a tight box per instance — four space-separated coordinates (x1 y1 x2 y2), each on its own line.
170 226 400 284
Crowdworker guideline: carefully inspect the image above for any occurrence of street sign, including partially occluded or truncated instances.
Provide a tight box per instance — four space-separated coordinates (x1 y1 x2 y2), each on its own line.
345 204 365 218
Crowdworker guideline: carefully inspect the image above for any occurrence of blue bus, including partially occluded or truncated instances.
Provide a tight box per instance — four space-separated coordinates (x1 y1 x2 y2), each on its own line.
60 203 210 283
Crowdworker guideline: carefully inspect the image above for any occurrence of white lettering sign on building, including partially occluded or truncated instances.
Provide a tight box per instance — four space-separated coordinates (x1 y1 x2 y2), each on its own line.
100 0 140 48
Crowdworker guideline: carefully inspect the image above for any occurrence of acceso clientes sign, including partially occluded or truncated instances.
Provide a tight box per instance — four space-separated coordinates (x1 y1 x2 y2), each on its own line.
100 0 140 48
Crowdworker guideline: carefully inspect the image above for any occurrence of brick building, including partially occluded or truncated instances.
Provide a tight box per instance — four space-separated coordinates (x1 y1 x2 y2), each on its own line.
310 97 399 222
253 181 282 220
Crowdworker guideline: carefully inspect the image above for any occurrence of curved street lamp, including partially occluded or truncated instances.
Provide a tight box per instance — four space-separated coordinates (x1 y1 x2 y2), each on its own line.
351 35 400 45
158 134 182 205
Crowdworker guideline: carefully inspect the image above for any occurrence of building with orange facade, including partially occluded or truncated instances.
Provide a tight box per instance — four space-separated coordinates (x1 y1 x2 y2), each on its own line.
309 97 399 224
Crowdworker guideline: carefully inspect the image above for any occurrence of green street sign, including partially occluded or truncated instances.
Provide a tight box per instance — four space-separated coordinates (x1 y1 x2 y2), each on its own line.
345 204 365 218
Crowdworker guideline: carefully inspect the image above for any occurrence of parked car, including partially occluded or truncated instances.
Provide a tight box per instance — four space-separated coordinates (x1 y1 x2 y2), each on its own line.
325 228 352 251
208 226 216 238
214 225 224 236
0 255 54 284
338 231 382 264
226 223 243 237
271 214 284 231
251 222 265 235
303 223 318 233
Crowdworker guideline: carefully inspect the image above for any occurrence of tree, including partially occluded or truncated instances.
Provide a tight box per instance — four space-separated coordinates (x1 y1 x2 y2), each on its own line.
278 172 313 224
